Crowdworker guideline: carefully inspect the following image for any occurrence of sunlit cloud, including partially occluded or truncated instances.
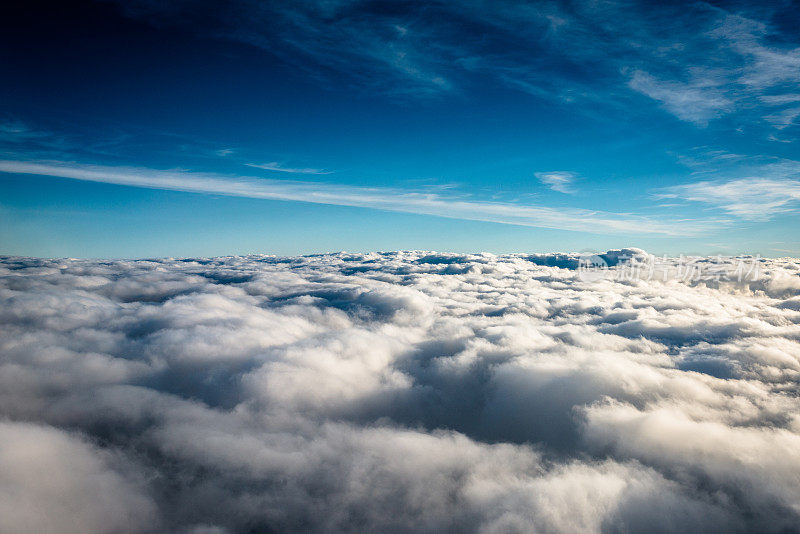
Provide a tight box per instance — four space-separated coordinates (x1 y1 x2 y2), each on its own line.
2 251 799 531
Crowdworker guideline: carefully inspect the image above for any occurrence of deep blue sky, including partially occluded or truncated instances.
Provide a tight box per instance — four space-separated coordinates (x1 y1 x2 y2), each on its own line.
1 0 799 257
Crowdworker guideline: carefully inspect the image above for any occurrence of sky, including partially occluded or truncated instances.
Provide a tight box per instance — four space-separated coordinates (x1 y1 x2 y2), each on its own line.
1 0 799 258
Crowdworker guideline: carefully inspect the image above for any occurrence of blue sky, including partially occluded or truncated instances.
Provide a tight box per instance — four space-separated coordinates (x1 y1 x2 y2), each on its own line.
1 0 799 257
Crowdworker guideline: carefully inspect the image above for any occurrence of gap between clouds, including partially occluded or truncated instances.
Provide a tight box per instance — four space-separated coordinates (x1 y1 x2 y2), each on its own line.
0 159 722 236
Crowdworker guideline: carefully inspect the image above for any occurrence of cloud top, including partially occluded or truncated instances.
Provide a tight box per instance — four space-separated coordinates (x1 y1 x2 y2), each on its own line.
1 250 800 532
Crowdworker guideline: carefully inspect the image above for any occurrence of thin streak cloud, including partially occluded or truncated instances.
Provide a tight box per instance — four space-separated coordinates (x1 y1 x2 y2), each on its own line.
0 159 718 236
245 162 332 175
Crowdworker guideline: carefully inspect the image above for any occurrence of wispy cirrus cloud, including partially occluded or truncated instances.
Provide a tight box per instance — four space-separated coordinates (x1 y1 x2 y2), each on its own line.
0 159 720 236
764 107 800 130
535 171 577 194
627 70 735 126
664 147 800 220
662 178 800 221
245 162 332 175
627 11 800 131
0 121 51 142
0 120 69 150
107 1 800 134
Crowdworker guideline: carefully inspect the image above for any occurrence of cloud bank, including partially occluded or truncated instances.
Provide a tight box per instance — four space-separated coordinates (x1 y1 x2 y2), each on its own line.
1 250 799 532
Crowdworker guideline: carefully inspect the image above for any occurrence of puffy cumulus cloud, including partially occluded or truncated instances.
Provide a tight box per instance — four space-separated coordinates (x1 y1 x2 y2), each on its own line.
0 250 799 532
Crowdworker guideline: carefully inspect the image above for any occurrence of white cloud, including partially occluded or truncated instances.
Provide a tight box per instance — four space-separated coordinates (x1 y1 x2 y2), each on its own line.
0 159 719 236
764 107 800 129
760 94 800 105
535 171 577 194
621 11 800 130
662 177 800 220
628 70 734 125
245 161 332 175
1 251 800 531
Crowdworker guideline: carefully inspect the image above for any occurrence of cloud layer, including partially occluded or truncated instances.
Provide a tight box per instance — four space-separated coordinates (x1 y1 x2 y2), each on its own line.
1 250 800 532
